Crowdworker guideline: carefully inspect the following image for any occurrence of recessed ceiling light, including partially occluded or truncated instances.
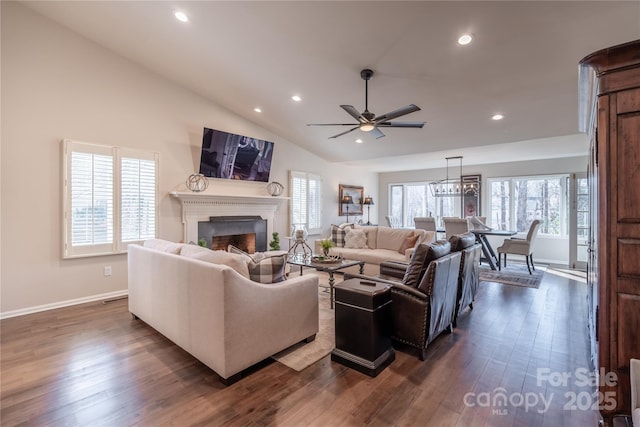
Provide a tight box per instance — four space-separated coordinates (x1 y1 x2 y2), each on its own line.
458 33 473 46
291 95 302 102
492 114 504 121
254 107 262 113
174 11 189 23
355 139 363 144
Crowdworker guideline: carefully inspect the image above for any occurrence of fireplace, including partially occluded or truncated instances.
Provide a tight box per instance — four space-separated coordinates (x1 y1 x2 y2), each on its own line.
171 192 287 247
198 216 267 253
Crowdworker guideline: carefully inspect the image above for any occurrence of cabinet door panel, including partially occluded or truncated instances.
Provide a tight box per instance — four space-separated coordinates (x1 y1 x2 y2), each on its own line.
617 113 640 221
616 294 640 413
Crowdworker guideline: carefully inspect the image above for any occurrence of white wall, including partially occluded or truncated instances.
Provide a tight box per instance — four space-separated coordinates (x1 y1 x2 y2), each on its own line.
378 156 589 265
0 3 376 316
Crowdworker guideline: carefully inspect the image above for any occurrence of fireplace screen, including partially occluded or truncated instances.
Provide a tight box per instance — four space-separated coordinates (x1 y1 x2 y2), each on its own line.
198 216 267 253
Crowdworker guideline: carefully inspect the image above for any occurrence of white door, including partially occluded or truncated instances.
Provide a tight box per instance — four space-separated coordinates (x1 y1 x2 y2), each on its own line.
569 173 589 270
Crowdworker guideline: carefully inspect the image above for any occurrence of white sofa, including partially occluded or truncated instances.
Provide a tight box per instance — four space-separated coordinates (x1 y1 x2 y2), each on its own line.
314 226 436 271
128 242 319 384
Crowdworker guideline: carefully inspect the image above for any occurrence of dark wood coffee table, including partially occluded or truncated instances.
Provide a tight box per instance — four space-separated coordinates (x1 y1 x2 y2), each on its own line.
287 254 365 308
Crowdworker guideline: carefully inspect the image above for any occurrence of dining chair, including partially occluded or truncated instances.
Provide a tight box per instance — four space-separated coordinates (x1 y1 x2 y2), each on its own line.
496 219 541 274
385 215 402 228
414 217 437 232
443 217 470 239
467 216 490 230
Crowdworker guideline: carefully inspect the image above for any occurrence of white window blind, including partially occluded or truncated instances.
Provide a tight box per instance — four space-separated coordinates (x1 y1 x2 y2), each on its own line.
290 171 322 235
121 153 157 242
63 140 159 258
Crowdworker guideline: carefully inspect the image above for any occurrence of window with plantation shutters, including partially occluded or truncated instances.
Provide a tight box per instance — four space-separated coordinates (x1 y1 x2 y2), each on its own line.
290 171 322 235
63 140 159 258
121 155 157 242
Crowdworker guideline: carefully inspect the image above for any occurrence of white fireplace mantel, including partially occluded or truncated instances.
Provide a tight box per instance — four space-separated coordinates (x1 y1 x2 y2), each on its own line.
170 191 289 244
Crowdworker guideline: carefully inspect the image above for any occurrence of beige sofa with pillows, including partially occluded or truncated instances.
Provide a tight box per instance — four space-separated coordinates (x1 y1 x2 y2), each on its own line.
314 225 436 273
128 239 319 384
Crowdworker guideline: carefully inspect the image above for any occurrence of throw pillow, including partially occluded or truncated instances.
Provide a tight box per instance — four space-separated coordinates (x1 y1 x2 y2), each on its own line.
398 234 419 255
330 223 355 247
247 254 288 284
344 228 368 249
180 244 250 279
227 245 288 284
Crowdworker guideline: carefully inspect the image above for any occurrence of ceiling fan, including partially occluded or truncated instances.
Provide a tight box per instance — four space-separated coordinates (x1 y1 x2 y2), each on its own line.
307 69 425 139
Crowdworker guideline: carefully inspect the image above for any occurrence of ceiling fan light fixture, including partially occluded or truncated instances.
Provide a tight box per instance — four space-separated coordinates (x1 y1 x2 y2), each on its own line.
458 33 473 45
360 123 375 132
174 11 189 22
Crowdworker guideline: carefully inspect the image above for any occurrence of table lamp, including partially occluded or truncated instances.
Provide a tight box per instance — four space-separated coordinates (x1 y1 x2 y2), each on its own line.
363 196 374 225
341 195 354 222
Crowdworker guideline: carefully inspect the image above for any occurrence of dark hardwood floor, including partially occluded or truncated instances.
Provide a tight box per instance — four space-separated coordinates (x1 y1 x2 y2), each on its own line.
1 267 600 426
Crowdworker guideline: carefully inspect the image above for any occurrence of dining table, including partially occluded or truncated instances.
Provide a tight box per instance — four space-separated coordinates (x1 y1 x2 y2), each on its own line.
469 229 517 270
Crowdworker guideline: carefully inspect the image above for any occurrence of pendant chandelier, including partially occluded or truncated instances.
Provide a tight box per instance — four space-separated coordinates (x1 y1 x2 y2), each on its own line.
430 156 478 197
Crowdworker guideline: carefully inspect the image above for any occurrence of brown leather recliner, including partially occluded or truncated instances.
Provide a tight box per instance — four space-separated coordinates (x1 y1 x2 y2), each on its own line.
347 241 462 360
390 241 461 360
448 233 482 326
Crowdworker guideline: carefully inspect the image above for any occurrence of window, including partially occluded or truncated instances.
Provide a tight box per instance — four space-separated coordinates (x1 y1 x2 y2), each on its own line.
63 139 159 258
488 174 569 235
290 171 322 235
389 183 437 227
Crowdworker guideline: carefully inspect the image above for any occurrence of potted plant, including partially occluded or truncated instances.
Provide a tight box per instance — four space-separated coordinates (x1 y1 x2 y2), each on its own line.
320 238 334 257
269 232 280 251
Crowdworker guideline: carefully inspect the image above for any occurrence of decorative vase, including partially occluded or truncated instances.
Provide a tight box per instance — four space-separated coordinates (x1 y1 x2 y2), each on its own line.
291 224 308 242
186 173 209 192
323 247 330 257
267 181 284 196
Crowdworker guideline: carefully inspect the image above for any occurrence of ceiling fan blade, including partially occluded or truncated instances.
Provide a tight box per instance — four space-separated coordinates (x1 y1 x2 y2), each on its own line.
371 127 385 139
340 105 367 123
307 123 359 126
329 126 359 139
377 121 425 128
373 104 421 122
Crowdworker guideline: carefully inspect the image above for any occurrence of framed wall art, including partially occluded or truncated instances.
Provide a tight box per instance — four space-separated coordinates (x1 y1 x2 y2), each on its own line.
338 184 363 216
461 174 481 217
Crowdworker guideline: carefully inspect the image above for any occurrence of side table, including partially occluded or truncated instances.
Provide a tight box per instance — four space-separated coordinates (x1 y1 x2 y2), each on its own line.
331 278 395 377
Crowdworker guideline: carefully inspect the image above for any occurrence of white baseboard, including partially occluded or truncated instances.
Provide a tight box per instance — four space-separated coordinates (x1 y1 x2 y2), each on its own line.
0 290 129 320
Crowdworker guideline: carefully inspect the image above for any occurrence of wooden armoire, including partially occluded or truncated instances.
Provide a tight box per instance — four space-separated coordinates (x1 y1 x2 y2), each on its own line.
580 39 640 425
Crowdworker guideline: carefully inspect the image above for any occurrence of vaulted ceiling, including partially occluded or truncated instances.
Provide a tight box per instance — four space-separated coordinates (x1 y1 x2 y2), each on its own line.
23 1 640 171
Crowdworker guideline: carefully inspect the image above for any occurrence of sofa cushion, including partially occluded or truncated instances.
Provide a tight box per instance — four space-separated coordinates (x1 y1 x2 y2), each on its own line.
344 228 368 249
181 244 250 279
449 232 477 251
402 243 431 287
330 247 406 265
398 234 419 254
144 238 183 254
331 223 355 247
228 245 287 284
377 227 415 251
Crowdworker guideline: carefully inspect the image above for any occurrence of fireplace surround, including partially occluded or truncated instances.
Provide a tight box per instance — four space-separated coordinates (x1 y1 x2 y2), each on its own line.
170 191 288 247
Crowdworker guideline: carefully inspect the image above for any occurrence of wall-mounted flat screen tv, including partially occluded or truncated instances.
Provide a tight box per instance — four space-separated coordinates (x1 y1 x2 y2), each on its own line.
199 127 274 182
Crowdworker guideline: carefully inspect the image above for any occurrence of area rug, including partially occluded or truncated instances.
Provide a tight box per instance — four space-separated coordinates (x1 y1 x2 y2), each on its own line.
479 263 545 289
271 274 335 371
